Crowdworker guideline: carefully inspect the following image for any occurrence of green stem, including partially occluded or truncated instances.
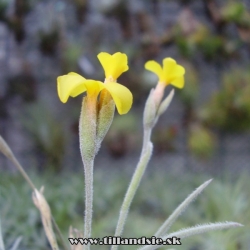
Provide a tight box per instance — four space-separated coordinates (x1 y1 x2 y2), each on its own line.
142 129 152 153
79 95 97 249
111 128 153 250
83 159 94 244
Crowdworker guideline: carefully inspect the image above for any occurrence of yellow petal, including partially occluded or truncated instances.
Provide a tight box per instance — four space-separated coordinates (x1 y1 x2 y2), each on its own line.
68 72 82 76
97 52 128 80
162 58 177 82
168 65 185 83
104 82 133 115
70 85 87 97
111 52 129 79
163 58 177 73
162 58 186 84
57 72 86 103
174 64 185 76
145 60 163 80
69 72 88 97
83 80 105 96
171 76 185 88
97 52 112 78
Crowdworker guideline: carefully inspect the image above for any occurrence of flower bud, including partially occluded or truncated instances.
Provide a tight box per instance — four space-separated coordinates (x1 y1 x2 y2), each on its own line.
79 95 98 163
95 89 115 154
143 89 157 129
157 89 175 117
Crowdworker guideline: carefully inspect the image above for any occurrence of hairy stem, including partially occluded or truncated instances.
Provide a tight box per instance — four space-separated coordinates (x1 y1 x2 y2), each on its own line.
112 129 153 250
79 95 98 249
83 159 94 244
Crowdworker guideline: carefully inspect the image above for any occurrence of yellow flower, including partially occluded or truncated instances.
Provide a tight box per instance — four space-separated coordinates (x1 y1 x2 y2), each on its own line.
145 58 185 88
97 52 129 81
57 53 132 115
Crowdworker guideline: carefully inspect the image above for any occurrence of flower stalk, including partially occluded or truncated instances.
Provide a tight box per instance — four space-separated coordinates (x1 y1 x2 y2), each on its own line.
112 58 187 249
113 141 153 243
79 95 97 243
82 159 94 243
112 88 175 250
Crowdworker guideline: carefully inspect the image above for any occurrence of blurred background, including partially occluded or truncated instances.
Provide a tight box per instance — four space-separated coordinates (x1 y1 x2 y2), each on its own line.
0 0 250 249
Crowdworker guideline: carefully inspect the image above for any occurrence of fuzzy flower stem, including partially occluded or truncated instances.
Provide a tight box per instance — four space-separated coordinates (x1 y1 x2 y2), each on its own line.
79 95 98 248
112 128 153 250
142 129 152 152
83 159 94 243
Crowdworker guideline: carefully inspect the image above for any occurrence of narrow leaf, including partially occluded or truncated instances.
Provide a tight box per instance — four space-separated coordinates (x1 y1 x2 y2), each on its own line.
138 222 242 250
165 222 243 239
155 179 212 237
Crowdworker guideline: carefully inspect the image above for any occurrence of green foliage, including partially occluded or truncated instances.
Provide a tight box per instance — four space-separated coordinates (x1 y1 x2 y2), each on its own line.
173 19 210 58
61 43 82 72
221 2 245 23
152 125 177 153
0 170 248 250
0 0 7 21
238 11 250 28
109 112 138 133
176 28 225 60
178 62 199 106
21 102 66 171
176 37 195 58
219 1 250 41
200 68 250 132
198 36 224 60
105 112 140 157
195 176 250 250
0 174 47 249
188 124 216 159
